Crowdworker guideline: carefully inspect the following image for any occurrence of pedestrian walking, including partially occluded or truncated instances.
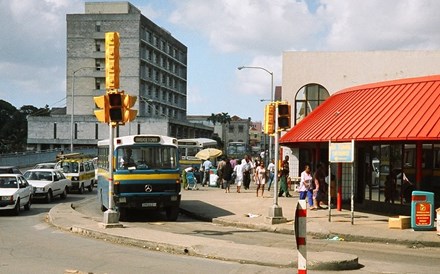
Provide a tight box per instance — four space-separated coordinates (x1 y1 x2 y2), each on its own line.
234 159 244 193
202 158 212 187
312 163 327 209
255 162 267 197
278 155 292 197
299 164 313 208
241 155 252 190
221 159 233 193
267 159 275 191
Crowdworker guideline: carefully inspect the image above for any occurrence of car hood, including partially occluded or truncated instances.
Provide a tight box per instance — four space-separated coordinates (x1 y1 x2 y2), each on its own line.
27 180 52 187
0 188 18 196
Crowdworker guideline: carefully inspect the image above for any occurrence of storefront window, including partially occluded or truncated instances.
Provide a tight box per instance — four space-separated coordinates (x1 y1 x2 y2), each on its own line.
434 145 440 169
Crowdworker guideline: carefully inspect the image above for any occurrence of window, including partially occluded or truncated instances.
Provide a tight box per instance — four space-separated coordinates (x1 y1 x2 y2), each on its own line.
295 84 329 125
95 21 101 32
53 123 57 139
229 126 234 133
238 125 244 133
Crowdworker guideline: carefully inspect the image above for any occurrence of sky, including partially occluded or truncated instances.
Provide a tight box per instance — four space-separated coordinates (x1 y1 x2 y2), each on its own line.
1 0 440 122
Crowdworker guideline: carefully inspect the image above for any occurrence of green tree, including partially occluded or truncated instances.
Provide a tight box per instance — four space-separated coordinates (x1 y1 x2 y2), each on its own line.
0 100 51 153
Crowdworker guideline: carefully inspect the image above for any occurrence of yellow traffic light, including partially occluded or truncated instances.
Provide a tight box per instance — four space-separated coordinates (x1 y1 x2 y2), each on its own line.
94 95 109 123
264 103 275 134
105 32 120 89
108 92 123 124
277 102 291 131
121 94 137 123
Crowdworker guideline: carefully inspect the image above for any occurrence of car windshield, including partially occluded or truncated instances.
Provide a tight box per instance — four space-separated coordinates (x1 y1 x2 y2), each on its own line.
0 177 18 188
24 171 53 181
60 161 79 173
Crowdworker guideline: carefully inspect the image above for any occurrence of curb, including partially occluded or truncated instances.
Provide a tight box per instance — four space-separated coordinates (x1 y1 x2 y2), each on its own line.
47 203 360 270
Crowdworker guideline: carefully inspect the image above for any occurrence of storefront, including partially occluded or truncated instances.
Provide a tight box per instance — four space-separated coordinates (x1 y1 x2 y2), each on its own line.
280 75 440 214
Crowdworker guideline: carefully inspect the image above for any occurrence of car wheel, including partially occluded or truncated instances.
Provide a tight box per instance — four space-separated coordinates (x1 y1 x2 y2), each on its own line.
165 206 180 221
13 198 20 216
79 184 85 194
46 190 53 203
24 196 32 211
60 187 67 199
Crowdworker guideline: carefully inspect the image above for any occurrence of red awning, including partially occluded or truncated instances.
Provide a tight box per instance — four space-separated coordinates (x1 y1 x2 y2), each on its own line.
280 75 440 145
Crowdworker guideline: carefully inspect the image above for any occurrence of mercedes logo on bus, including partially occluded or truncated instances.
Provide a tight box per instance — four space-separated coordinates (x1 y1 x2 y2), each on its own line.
145 185 153 192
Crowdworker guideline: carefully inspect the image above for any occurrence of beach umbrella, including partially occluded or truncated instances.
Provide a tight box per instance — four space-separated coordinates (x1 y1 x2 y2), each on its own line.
195 148 223 160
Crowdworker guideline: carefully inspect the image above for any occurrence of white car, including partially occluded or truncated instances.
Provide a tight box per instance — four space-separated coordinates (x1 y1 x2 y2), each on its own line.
23 169 71 203
0 174 33 215
33 163 58 170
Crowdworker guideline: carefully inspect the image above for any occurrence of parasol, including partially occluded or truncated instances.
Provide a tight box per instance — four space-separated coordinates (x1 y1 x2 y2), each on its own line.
195 148 223 160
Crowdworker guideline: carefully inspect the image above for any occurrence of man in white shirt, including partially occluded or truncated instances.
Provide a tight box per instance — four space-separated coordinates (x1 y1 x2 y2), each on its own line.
202 159 212 186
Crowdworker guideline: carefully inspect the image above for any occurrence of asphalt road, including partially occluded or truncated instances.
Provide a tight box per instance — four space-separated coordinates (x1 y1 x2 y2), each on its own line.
3 189 440 273
0 191 295 274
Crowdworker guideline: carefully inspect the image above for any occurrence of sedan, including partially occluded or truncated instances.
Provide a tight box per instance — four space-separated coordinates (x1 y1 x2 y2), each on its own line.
23 169 71 203
0 174 33 215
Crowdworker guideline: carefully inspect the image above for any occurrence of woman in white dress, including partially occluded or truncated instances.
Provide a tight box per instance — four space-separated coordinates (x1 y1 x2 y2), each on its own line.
255 162 266 197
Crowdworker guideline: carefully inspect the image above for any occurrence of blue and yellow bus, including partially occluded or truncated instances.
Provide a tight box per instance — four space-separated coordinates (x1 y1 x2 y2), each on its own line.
96 135 181 221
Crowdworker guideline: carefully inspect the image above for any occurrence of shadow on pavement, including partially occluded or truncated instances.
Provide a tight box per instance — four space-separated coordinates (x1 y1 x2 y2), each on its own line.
180 200 234 221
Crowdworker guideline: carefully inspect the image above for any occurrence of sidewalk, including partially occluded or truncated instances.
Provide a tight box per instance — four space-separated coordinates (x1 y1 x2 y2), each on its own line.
47 185 440 270
180 186 440 247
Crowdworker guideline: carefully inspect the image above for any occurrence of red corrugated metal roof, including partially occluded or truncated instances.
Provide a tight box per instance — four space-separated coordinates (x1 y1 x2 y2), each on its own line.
280 75 440 145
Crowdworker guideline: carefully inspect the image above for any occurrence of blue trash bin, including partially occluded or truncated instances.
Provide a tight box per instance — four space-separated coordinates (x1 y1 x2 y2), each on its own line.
411 191 435 231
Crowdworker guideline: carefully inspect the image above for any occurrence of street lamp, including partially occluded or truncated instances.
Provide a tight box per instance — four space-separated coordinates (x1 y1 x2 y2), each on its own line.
70 67 96 152
237 66 274 162
238 65 285 224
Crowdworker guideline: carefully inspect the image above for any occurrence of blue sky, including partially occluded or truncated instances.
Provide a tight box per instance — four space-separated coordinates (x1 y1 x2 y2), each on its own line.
1 0 440 122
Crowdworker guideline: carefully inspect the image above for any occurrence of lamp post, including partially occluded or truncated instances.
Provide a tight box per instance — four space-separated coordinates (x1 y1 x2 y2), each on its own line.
237 66 274 163
70 67 96 152
238 66 285 224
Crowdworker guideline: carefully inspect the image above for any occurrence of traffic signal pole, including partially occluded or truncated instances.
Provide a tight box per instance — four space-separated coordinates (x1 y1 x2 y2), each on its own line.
96 32 135 228
267 102 287 224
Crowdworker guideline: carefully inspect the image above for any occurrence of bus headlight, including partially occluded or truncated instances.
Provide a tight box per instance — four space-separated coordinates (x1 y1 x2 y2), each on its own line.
119 197 126 203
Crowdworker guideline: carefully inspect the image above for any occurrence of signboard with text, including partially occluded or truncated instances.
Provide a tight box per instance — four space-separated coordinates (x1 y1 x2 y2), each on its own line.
329 141 354 163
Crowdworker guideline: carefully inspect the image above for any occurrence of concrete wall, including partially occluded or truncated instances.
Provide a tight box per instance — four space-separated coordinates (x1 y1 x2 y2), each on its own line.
282 51 440 104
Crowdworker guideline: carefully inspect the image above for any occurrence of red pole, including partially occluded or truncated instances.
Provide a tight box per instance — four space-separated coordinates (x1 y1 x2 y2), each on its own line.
337 163 342 211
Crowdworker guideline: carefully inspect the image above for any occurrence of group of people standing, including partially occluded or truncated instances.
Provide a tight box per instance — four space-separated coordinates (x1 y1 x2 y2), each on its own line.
198 154 294 198
298 163 328 210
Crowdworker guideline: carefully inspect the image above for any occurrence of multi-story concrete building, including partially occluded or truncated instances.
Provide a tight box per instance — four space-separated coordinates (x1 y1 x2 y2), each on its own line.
27 1 212 151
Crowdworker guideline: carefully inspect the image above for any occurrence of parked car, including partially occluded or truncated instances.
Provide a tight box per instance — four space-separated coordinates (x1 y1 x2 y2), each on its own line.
0 174 33 215
0 166 22 175
23 169 71 203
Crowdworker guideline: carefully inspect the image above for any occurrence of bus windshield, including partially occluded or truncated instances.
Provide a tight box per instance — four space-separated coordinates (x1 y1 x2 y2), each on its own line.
116 145 178 170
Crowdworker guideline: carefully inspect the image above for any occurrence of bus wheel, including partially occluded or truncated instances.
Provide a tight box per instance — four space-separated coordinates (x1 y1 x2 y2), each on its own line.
165 206 179 221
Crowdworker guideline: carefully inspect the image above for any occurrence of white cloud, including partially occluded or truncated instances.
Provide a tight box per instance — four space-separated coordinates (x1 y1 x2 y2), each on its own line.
169 0 322 55
0 0 82 108
319 0 440 50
